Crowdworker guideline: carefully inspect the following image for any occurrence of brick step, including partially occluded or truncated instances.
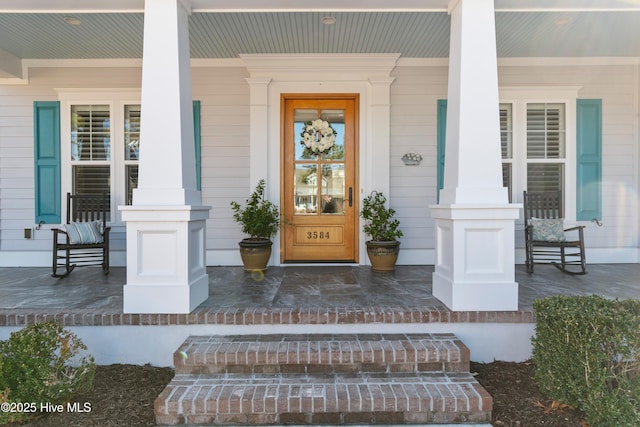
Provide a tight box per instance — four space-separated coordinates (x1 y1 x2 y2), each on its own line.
155 371 492 425
174 333 470 375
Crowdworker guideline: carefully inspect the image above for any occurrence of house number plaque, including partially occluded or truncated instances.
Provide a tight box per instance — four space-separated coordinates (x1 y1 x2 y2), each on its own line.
295 226 343 245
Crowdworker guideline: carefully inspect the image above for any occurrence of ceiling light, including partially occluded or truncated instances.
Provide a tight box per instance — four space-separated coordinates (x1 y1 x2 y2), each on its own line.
321 16 336 25
554 17 571 26
63 16 81 26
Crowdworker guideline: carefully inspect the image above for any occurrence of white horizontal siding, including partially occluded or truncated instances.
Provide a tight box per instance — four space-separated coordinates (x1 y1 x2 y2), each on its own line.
389 66 447 251
0 62 637 265
0 67 143 254
0 87 41 252
389 63 639 255
498 64 639 251
193 67 251 250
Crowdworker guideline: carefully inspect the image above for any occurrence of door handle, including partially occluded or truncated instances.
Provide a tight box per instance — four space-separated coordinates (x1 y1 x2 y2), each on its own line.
349 187 353 207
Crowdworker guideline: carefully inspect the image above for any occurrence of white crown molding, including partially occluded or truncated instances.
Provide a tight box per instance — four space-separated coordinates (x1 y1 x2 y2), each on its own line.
3 0 638 13
498 57 640 67
398 57 640 67
397 58 449 67
240 54 401 81
191 58 245 67
23 58 143 68
2 55 635 87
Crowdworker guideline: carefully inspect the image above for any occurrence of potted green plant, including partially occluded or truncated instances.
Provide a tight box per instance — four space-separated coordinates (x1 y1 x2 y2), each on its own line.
360 191 403 272
230 179 280 272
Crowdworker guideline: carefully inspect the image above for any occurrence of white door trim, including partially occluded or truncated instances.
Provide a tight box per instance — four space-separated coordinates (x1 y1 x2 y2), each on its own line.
241 54 399 266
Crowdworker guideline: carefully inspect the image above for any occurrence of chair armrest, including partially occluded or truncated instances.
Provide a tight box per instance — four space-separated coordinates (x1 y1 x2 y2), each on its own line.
52 227 69 244
102 226 111 243
564 225 585 244
524 224 533 244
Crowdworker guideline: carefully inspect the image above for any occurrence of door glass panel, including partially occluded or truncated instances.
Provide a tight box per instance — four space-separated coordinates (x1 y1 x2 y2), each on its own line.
294 109 344 160
321 164 345 214
293 107 346 216
294 163 318 214
320 109 344 161
294 109 318 161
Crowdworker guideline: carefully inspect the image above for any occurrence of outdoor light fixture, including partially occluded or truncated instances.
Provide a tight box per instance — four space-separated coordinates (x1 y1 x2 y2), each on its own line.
63 16 82 25
321 16 336 25
554 16 571 26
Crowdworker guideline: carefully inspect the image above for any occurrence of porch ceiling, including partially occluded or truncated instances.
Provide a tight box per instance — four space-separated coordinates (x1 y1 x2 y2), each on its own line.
0 2 640 78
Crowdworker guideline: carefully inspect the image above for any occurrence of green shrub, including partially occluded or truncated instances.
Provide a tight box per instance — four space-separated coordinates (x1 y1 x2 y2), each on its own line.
230 179 280 240
532 295 640 426
361 191 403 242
0 355 9 425
0 321 95 423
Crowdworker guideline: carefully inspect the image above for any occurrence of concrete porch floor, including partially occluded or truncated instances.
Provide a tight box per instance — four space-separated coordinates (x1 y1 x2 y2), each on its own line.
0 264 638 313
1 264 638 365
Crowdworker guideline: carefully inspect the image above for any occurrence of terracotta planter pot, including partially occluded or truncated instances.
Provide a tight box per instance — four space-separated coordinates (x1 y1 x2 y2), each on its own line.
238 239 273 272
365 240 400 272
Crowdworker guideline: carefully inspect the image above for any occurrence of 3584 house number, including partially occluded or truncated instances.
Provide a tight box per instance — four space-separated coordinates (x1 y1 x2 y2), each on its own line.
307 231 330 240
295 226 343 245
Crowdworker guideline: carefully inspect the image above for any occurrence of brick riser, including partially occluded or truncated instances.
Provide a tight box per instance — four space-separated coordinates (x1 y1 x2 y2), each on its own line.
174 333 470 375
155 334 492 425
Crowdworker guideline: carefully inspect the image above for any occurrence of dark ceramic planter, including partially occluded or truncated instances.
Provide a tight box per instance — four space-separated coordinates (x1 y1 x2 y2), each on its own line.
365 240 400 272
238 238 273 272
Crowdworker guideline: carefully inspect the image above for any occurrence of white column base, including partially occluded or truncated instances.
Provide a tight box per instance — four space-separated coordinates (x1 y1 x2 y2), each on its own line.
433 272 519 312
431 204 521 312
123 274 209 314
120 205 211 314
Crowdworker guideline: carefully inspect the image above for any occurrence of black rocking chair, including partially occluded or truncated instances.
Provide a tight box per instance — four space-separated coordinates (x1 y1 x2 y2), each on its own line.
52 192 111 278
523 191 587 275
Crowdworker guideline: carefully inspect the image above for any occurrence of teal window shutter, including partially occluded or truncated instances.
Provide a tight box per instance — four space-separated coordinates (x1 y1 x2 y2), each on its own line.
34 101 61 223
437 100 447 202
576 99 602 221
193 100 201 191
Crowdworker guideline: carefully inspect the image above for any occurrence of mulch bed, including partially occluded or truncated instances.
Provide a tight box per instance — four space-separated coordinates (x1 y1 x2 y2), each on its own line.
472 361 586 427
6 365 173 427
6 361 587 426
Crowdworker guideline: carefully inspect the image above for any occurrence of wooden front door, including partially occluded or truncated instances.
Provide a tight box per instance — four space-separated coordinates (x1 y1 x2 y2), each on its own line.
281 95 359 263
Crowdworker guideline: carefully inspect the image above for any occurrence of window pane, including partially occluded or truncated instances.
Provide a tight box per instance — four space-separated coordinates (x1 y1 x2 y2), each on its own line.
73 165 111 220
502 163 512 202
321 164 345 215
126 165 138 205
73 165 110 195
124 105 141 160
71 105 110 161
527 103 565 159
527 163 564 193
294 164 318 214
500 103 512 159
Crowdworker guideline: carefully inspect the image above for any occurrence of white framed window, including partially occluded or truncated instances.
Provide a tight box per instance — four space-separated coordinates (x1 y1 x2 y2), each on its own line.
499 87 578 219
499 103 513 201
58 90 141 225
526 102 566 194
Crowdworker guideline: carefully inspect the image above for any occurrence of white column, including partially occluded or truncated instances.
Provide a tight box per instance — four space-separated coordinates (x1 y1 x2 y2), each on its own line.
120 0 210 314
368 77 394 195
247 78 271 187
431 0 520 311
